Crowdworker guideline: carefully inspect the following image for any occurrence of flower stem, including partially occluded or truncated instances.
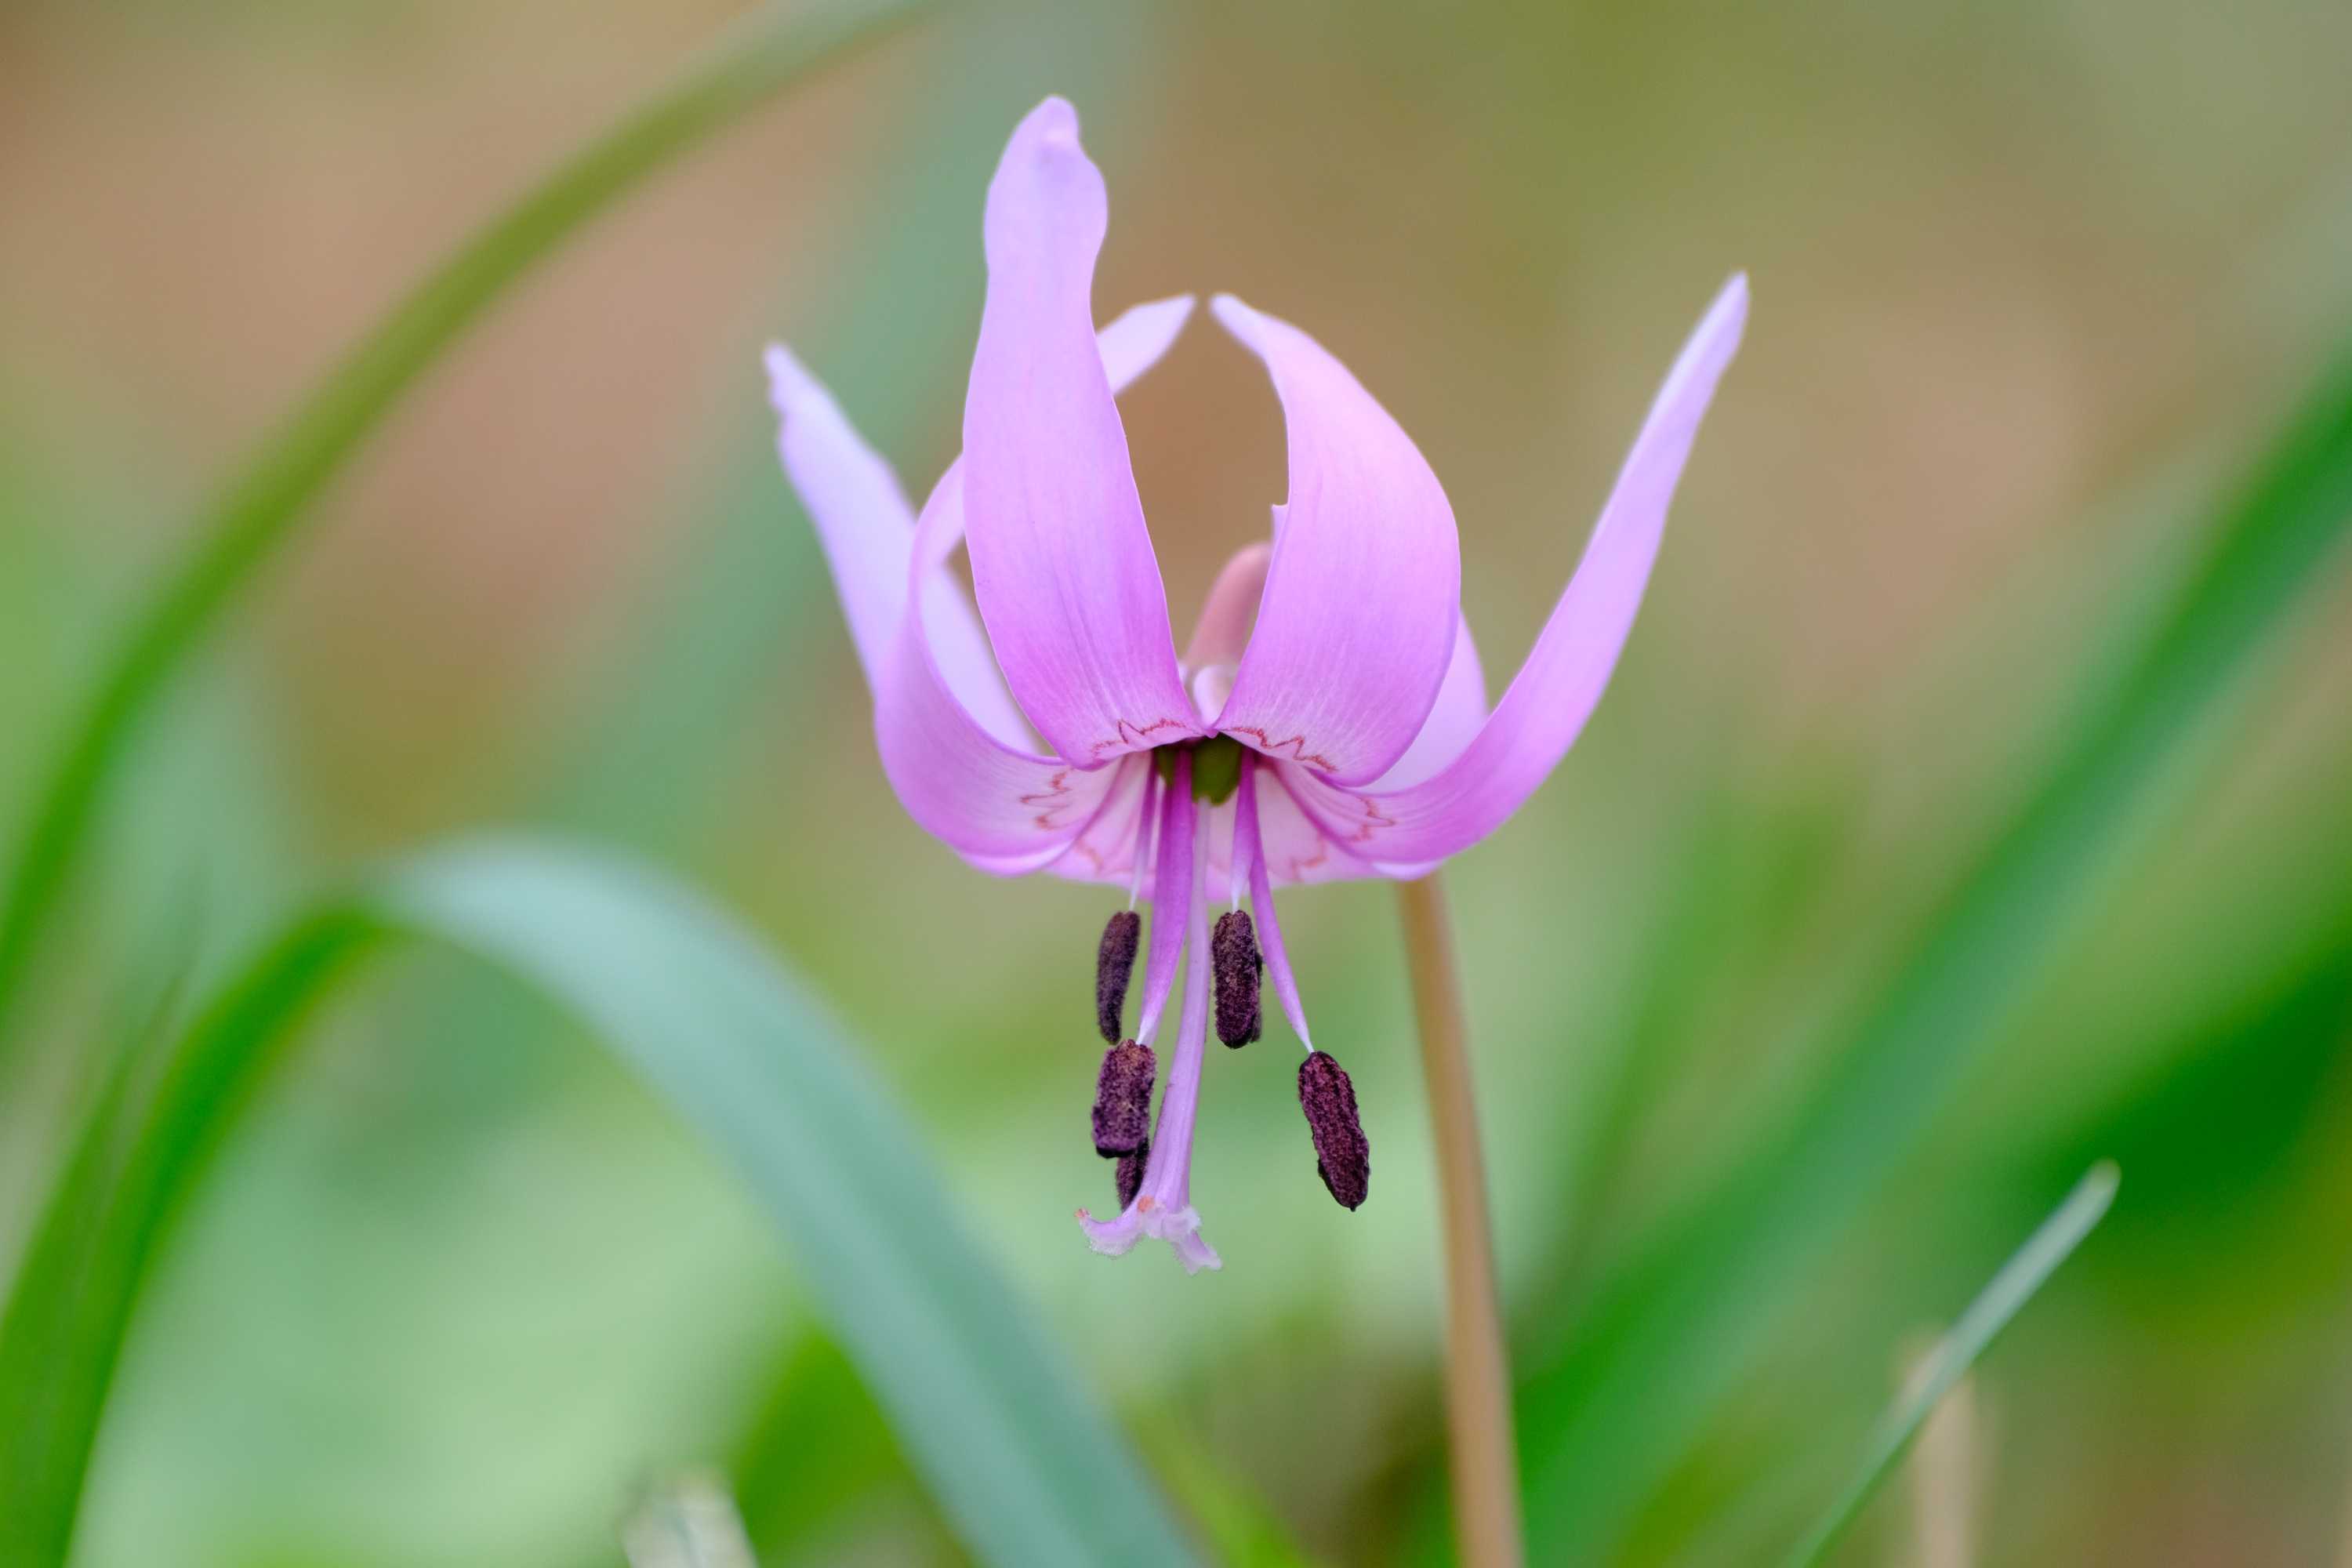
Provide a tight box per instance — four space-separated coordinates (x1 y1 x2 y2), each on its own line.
1395 871 1524 1568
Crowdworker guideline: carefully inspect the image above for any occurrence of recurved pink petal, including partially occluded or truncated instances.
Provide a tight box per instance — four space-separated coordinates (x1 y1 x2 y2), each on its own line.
1035 756 1156 887
766 343 1030 747
909 295 1197 585
763 344 923 694
1374 614 1486 789
1252 764 1381 885
873 478 1127 868
898 295 1198 753
1182 541 1273 720
873 650 1125 871
772 283 1195 870
1287 275 1748 863
964 98 1203 766
1096 294 1197 392
1208 294 1461 786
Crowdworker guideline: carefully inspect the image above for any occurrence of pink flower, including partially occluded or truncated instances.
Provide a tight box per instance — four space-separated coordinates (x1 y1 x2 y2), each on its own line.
765 98 1745 1272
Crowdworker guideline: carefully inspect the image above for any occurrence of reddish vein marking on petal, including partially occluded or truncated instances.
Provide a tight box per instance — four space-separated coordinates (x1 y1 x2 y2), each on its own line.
1016 768 1076 830
1071 792 1139 869
1265 769 1392 878
1286 842 1329 879
1304 789 1399 845
1221 725 1338 774
1015 769 1073 805
1283 783 1396 847
1090 717 1193 757
1341 793 1398 843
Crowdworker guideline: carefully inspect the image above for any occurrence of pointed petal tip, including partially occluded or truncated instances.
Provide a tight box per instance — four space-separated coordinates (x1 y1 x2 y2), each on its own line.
1022 94 1080 143
1095 294 1199 387
1668 272 1751 402
761 342 814 413
1206 292 1261 343
1129 292 1198 334
1705 272 1751 343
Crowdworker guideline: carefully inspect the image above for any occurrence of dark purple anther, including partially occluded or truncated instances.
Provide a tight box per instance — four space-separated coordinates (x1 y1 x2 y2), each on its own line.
1297 1051 1369 1210
1091 1039 1156 1156
1095 910 1142 1044
1211 909 1261 1047
1115 1140 1149 1210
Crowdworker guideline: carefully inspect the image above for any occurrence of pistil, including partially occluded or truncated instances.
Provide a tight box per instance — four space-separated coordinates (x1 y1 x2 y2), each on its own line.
1078 750 1222 1271
1114 1141 1149 1209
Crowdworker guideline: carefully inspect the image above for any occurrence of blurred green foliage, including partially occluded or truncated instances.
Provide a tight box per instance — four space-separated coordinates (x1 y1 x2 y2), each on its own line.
2 1 2350 1565
4 841 1195 1566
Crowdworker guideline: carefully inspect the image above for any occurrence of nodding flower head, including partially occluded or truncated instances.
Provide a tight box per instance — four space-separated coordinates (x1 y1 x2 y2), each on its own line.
764 96 1746 1272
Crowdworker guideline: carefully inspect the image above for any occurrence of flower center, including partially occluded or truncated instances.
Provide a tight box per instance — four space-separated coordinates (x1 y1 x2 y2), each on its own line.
1152 735 1244 804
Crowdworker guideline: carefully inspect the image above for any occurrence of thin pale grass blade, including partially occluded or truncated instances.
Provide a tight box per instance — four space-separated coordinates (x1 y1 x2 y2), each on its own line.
1520 339 2352 1557
624 1473 760 1568
0 837 1193 1568
1904 1338 1980 1568
0 0 931 1055
1780 1162 2117 1568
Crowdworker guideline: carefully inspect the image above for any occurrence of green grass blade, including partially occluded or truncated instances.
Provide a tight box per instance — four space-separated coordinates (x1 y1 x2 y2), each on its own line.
1780 1162 2118 1568
1519 343 2352 1556
0 837 1194 1568
0 0 929 1053
0 911 374 1566
368 840 1193 1567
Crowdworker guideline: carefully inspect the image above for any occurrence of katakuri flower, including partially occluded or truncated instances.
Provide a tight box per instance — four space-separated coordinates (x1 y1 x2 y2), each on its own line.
764 97 1746 1273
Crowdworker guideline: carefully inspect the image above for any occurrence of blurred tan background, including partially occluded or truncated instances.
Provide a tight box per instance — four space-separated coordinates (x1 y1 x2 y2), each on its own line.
4 0 2352 1563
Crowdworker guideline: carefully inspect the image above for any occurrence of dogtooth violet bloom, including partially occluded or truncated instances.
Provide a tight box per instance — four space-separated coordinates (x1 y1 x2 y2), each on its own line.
764 98 1746 1273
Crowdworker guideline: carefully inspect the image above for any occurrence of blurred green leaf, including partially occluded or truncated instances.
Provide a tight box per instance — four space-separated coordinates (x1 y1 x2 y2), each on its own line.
2044 913 2352 1231
727 1331 949 1560
0 837 1194 1568
0 911 367 1568
1139 1417 1326 1568
1519 341 2352 1557
1780 1161 2117 1568
0 0 931 1055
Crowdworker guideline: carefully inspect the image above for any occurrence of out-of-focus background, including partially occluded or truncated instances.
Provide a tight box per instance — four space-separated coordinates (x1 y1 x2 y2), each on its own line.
3 0 2351 1563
